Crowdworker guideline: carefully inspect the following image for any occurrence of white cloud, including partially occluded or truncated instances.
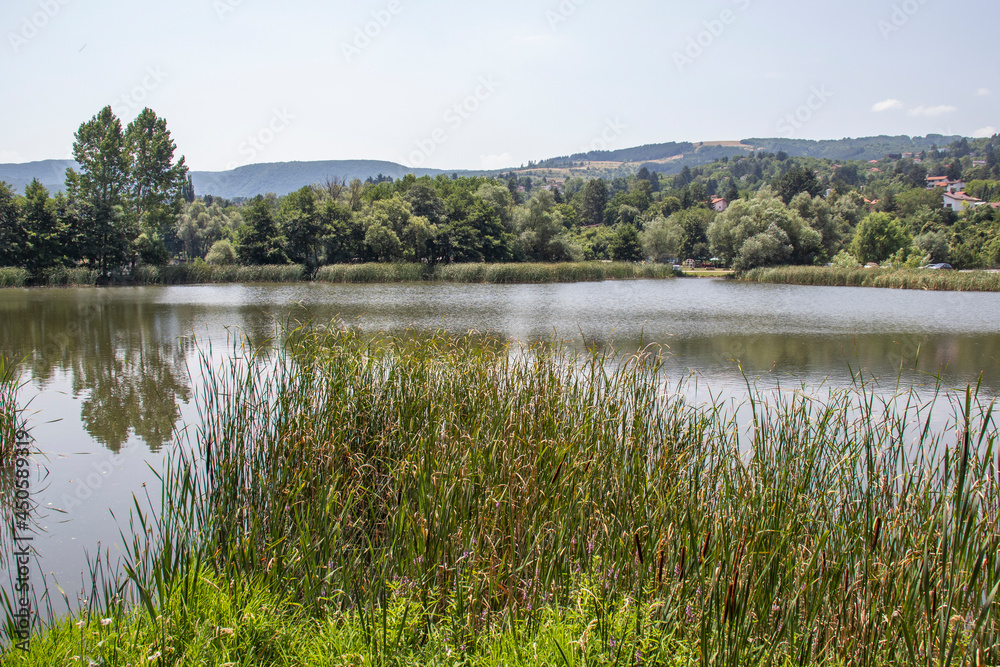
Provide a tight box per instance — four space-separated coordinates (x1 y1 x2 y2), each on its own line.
976 87 991 96
480 153 513 170
973 126 998 138
871 98 904 112
907 105 958 117
0 151 25 163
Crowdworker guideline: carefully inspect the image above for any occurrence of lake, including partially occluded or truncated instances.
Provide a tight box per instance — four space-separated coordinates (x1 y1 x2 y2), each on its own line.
2 278 1000 613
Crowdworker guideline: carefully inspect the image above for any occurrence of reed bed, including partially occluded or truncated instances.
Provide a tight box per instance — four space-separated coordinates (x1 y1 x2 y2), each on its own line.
315 262 428 283
0 269 29 289
40 267 99 287
743 266 1000 292
5 330 999 665
316 262 675 284
133 264 307 285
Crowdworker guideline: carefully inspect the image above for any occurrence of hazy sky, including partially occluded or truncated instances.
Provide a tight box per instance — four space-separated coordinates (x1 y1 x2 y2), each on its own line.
1 0 996 172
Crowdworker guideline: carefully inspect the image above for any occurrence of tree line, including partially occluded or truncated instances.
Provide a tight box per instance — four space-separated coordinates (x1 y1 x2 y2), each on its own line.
1 109 999 280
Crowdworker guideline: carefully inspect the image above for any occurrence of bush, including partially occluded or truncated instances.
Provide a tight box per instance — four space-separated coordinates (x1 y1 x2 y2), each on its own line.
205 239 238 266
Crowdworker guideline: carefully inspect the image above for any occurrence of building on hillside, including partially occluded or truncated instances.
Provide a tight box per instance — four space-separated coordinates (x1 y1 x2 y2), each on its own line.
942 191 983 212
974 160 987 167
711 197 728 212
925 176 965 193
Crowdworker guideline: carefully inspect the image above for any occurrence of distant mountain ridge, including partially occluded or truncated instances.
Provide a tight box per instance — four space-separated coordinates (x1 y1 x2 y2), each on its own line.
0 134 971 199
0 159 449 200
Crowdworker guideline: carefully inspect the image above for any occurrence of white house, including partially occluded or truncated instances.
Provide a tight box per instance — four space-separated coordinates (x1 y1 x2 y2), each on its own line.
711 197 728 212
942 191 983 212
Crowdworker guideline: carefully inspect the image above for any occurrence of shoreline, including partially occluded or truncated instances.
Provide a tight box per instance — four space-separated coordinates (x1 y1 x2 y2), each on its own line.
0 262 678 289
739 265 1000 292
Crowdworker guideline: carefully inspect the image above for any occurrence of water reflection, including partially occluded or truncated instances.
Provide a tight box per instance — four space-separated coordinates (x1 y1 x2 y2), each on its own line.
0 280 999 456
0 280 998 608
0 292 192 452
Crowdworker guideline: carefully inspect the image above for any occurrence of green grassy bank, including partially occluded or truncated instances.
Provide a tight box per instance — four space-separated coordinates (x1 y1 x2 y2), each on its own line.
741 266 1000 292
312 261 675 284
3 329 998 665
0 262 675 288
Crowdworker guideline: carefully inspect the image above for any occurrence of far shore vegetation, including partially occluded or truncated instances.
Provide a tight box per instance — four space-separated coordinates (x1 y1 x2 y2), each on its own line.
3 328 997 665
2 107 1000 292
741 265 1000 292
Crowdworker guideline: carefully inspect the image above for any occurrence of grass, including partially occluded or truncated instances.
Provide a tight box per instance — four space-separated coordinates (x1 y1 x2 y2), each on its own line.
316 262 676 284
742 266 1000 292
41 267 100 287
315 262 428 283
0 269 29 289
132 264 307 285
0 357 19 466
3 329 999 666
2 262 671 289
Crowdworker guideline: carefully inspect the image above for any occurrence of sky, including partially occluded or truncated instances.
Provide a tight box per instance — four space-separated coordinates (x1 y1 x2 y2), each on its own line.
1 0 997 172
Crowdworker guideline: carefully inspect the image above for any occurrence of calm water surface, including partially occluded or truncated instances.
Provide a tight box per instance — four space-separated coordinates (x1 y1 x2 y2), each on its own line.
2 278 999 610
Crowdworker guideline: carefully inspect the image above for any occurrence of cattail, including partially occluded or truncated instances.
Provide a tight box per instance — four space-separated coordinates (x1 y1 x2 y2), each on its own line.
700 529 712 564
550 452 566 484
678 545 687 581
723 569 739 626
634 531 644 566
871 516 883 553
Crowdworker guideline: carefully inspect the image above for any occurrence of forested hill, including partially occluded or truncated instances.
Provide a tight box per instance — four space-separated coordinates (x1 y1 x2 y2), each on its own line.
0 159 448 199
190 161 447 199
0 160 75 196
0 135 972 198
744 135 963 161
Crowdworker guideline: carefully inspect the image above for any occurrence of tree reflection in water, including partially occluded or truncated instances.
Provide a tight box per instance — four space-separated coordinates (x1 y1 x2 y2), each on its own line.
0 292 193 453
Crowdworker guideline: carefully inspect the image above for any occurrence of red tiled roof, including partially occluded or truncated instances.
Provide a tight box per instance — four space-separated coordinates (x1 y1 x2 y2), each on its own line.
944 192 982 202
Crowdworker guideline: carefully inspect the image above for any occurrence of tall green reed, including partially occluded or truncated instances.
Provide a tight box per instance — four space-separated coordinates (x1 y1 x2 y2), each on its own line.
315 262 675 284
0 269 29 289
117 328 998 666
0 357 20 465
743 266 1000 292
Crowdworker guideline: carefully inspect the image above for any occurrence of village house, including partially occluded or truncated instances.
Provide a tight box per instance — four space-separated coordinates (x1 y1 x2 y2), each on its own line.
942 191 984 212
711 197 728 212
925 175 965 193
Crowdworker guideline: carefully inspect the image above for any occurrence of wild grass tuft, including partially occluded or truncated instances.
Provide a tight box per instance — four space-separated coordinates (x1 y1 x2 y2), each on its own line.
41 267 99 287
0 357 20 465
315 263 428 283
0 269 29 288
743 266 1000 292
